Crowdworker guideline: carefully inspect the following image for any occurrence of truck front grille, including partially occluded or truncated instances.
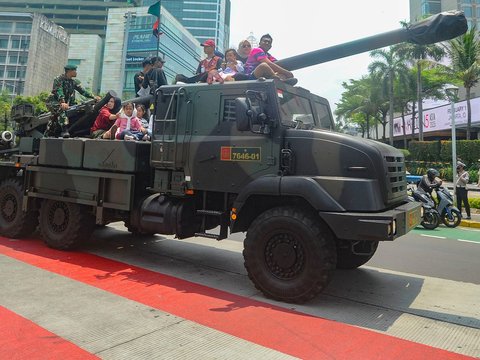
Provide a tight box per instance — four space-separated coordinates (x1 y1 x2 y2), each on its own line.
384 155 406 203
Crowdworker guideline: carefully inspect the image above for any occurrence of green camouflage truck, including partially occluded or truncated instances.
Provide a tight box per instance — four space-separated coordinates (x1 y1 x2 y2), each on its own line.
0 12 466 303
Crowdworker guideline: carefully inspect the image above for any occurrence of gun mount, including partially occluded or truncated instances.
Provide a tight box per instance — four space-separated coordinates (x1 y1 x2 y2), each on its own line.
276 11 467 71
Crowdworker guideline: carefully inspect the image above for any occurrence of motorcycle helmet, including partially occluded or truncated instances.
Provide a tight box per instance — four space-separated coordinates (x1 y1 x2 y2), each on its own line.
427 168 439 180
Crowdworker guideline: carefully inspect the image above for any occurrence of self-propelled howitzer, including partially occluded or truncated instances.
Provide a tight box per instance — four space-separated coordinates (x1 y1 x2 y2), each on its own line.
0 11 466 304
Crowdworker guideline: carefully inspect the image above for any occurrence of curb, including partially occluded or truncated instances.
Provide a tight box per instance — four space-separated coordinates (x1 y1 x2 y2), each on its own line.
460 219 480 229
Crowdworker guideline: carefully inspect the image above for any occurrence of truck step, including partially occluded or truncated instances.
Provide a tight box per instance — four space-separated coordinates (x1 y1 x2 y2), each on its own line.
195 232 226 240
196 210 224 216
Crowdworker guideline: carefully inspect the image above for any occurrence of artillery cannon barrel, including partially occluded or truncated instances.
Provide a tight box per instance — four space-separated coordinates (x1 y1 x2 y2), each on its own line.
276 11 467 71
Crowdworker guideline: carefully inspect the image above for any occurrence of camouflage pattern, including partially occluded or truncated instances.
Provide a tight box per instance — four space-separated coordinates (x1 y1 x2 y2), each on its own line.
44 74 94 137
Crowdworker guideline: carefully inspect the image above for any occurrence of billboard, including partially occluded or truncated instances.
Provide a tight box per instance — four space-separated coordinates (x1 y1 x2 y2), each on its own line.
392 97 480 137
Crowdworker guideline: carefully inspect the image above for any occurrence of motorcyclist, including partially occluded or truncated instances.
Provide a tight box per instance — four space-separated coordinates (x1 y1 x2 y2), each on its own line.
418 168 443 195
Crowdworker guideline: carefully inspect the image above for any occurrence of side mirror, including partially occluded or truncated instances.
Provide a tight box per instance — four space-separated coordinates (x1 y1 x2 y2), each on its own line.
235 97 250 131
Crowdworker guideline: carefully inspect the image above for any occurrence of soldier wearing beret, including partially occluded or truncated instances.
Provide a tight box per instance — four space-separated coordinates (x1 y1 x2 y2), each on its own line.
44 64 100 138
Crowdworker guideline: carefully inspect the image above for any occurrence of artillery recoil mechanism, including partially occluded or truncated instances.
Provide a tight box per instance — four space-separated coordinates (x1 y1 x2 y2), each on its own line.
0 11 466 303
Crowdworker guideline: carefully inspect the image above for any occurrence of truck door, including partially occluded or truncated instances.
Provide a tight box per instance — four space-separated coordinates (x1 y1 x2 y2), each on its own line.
187 87 280 193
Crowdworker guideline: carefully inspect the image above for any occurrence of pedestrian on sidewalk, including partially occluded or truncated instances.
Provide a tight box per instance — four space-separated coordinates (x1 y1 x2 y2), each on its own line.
477 159 480 187
456 162 471 219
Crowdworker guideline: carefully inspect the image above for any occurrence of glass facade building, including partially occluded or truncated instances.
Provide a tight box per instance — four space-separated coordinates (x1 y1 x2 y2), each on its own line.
0 0 130 36
0 13 32 96
102 6 202 98
410 0 480 28
142 0 231 51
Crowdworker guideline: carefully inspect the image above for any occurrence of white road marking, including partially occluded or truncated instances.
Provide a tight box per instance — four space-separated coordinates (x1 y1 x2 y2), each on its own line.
420 234 446 239
457 239 479 244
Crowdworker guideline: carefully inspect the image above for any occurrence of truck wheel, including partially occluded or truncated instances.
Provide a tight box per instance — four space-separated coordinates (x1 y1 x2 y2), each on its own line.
336 241 378 269
39 200 94 250
0 178 38 238
243 206 337 303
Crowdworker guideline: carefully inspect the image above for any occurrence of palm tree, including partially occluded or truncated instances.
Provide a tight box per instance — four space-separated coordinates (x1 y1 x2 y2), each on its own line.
444 26 480 140
394 42 445 141
368 47 408 145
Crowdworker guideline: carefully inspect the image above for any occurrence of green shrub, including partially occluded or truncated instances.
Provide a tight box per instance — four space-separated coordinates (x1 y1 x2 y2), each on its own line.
469 197 480 209
408 141 440 161
399 148 410 160
440 140 480 164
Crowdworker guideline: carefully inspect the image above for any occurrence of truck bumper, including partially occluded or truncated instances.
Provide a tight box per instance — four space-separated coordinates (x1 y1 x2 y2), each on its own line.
319 201 421 242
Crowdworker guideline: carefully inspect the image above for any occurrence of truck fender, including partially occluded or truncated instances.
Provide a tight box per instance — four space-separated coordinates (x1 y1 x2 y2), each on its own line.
231 176 345 233
279 176 345 212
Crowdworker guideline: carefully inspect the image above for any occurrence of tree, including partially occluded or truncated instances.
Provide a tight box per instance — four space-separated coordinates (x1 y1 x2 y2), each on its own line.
335 75 383 139
12 92 49 115
368 47 408 145
394 41 445 141
443 26 480 140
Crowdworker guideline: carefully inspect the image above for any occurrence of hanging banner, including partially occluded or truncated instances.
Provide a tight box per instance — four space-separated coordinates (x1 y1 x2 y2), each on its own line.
392 98 480 137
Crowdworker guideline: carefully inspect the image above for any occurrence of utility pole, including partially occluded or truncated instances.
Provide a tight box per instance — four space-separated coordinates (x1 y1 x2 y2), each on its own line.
119 11 136 98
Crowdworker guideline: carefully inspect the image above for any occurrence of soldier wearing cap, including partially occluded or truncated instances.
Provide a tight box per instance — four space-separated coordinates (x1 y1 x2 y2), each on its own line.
45 64 99 138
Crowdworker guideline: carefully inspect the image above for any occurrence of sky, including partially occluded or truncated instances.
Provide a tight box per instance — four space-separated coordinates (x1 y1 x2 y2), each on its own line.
229 0 410 113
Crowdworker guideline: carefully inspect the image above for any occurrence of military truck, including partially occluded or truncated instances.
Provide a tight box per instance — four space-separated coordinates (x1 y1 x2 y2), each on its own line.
0 12 467 303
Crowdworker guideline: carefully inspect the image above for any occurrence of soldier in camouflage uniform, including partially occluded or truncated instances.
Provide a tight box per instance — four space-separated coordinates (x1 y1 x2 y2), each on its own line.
44 64 99 138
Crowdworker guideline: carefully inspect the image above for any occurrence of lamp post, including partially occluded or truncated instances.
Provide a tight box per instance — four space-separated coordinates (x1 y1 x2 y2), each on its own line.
445 85 459 194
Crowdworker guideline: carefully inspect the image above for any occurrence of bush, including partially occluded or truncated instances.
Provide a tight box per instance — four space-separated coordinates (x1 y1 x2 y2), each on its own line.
440 140 480 164
470 197 480 209
399 148 410 160
408 141 440 161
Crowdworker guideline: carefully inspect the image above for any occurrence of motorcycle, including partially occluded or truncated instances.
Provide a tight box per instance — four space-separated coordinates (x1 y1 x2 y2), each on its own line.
407 187 440 230
435 186 462 228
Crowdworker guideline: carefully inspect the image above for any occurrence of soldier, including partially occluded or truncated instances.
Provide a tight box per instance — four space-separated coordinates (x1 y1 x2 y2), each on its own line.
45 64 100 138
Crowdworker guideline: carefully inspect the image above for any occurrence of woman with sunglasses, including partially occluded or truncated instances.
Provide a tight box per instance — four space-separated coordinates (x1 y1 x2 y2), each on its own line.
237 40 252 64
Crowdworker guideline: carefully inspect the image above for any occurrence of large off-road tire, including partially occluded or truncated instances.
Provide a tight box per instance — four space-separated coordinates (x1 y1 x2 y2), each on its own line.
243 206 337 303
421 210 440 230
441 208 461 228
336 240 379 269
0 178 38 238
39 200 94 249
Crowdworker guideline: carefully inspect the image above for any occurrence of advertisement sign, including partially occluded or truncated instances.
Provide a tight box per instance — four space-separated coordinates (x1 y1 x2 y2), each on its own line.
392 97 480 137
127 30 157 51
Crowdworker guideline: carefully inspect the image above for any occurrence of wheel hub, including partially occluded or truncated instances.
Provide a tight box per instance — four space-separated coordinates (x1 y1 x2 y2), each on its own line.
265 233 304 279
1 194 17 222
48 202 69 233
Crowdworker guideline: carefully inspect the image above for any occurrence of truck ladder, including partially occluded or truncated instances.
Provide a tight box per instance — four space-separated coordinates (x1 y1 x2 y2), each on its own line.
194 192 229 240
151 88 185 169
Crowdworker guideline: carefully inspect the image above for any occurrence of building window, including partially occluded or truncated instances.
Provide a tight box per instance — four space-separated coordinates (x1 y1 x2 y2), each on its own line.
7 70 16 78
11 40 20 49
0 39 8 49
0 22 13 32
8 55 18 64
14 22 32 34
0 55 6 63
68 59 82 66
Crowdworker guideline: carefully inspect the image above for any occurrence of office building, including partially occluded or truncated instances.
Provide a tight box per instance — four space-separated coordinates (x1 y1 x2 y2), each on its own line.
102 6 202 98
142 0 231 51
0 12 69 97
0 0 131 36
410 0 480 28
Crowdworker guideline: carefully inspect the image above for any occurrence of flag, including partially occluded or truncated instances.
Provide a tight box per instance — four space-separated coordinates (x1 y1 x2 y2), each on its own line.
148 1 160 17
148 1 162 37
152 19 163 37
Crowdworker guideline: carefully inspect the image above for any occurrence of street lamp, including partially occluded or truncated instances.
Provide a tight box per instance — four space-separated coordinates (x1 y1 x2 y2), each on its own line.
445 84 459 193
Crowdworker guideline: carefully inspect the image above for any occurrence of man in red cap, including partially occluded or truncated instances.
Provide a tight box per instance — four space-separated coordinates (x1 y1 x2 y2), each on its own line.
175 39 223 84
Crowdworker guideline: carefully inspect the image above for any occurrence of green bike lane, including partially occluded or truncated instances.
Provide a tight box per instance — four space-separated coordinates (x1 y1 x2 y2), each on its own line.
412 225 480 244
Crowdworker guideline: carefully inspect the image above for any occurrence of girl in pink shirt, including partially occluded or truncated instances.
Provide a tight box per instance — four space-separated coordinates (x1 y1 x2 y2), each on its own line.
113 102 147 140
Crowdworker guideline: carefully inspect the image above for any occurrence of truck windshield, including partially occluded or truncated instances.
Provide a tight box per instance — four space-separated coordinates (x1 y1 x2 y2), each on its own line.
277 90 315 129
